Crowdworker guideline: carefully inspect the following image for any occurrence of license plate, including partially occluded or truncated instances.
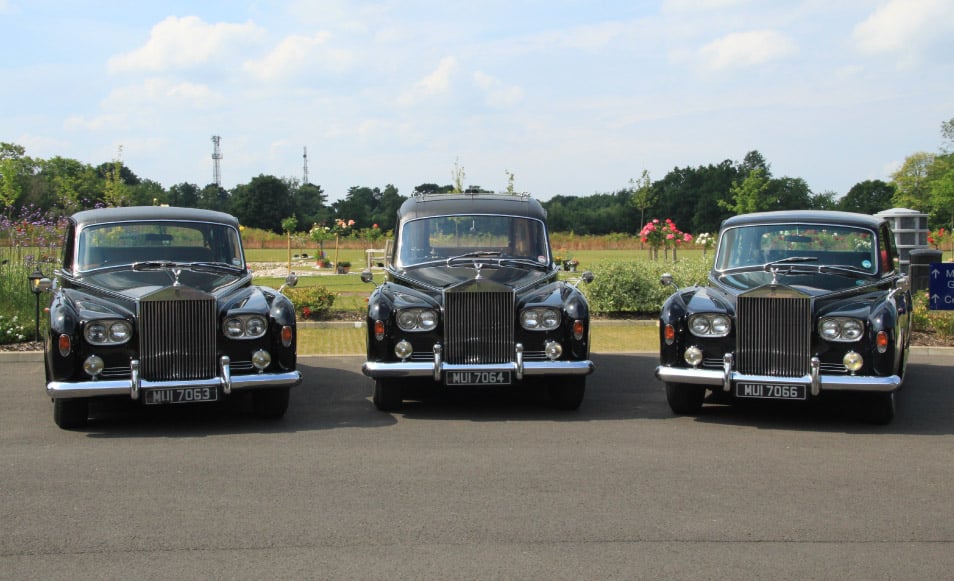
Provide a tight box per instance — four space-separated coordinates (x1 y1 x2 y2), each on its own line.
735 383 806 400
144 387 218 405
445 371 512 386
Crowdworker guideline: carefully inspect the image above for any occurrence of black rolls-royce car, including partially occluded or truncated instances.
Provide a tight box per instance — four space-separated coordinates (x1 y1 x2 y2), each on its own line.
44 206 301 429
361 193 594 410
656 210 912 424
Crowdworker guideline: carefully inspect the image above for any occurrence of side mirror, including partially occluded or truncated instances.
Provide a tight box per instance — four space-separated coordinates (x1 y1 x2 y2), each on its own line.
36 278 53 293
278 273 298 293
660 273 674 287
360 269 375 284
580 271 594 284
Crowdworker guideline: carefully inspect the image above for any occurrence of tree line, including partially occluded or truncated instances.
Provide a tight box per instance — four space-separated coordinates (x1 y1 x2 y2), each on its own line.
2 117 951 238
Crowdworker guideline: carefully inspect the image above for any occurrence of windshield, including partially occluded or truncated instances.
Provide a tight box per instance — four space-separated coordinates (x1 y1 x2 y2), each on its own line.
713 223 880 290
396 215 550 267
76 221 245 272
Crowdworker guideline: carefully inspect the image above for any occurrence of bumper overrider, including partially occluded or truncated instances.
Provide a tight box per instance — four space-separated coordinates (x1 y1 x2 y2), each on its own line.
47 356 302 400
655 353 901 396
363 343 594 381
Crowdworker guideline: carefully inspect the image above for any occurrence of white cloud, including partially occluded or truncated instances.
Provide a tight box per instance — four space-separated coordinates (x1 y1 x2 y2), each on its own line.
103 78 223 110
244 32 354 81
398 56 457 106
472 72 524 108
853 0 954 62
697 29 796 71
108 16 264 73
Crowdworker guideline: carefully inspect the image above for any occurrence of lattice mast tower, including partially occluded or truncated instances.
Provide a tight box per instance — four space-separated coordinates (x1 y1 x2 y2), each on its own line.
211 135 223 186
303 146 309 185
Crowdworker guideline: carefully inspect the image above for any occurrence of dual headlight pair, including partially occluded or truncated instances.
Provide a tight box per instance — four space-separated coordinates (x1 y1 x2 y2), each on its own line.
686 313 864 343
395 306 563 332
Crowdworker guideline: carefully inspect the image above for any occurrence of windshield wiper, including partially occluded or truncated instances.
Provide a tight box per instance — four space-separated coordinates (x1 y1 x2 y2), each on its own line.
764 256 818 269
187 261 245 274
818 264 876 278
132 261 179 271
498 257 550 270
445 251 501 266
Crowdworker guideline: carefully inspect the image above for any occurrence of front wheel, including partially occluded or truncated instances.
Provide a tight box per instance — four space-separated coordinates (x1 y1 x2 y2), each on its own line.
53 398 89 429
666 383 706 415
252 387 290 419
372 379 403 411
549 377 586 410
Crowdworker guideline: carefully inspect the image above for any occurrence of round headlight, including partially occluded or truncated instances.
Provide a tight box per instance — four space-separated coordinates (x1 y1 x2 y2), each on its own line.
710 316 729 335
108 321 132 342
841 319 863 341
85 323 107 344
245 316 267 337
544 340 563 360
225 318 245 338
820 319 840 340
690 317 710 335
688 314 730 337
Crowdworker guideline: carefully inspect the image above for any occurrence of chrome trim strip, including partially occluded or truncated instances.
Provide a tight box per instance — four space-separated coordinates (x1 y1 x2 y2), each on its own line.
48 369 302 399
655 365 900 393
363 359 594 379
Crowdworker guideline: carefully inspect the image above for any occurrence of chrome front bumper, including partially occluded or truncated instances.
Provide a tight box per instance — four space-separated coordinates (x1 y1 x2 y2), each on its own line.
655 354 901 396
363 343 594 381
47 356 302 400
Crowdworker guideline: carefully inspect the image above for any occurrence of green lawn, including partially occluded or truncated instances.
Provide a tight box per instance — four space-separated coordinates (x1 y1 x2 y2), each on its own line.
296 321 659 356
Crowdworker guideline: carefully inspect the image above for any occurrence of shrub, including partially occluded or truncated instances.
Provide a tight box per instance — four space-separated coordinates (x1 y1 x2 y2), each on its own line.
584 256 710 315
0 314 29 345
283 285 337 320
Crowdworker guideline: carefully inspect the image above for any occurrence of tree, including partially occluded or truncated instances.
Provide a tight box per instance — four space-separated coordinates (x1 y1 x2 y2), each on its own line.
630 170 656 228
927 153 954 231
199 184 230 212
720 168 771 215
451 158 465 193
168 182 200 207
941 117 954 153
839 180 895 214
292 181 328 228
413 183 453 195
891 152 934 211
765 177 812 210
129 179 167 207
230 174 294 232
809 190 839 210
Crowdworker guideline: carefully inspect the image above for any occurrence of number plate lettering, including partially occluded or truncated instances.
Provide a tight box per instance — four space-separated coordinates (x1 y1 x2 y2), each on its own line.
144 387 218 405
445 371 512 386
735 383 806 400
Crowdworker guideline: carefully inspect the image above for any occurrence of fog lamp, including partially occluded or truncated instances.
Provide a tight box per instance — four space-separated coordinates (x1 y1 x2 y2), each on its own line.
684 346 703 368
83 355 105 377
252 349 272 370
394 339 413 360
843 351 863 373
544 340 563 361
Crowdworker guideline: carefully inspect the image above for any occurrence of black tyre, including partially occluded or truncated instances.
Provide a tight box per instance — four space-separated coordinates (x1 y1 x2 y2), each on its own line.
372 379 403 411
549 376 586 410
53 398 89 430
252 387 290 419
665 383 705 415
861 391 895 425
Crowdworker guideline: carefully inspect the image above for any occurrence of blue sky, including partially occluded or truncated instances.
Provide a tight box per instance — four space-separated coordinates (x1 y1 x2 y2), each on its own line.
3 0 953 203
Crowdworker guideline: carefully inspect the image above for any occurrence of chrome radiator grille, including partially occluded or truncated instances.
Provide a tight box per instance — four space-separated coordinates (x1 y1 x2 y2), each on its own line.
736 294 811 376
444 290 515 364
139 293 217 381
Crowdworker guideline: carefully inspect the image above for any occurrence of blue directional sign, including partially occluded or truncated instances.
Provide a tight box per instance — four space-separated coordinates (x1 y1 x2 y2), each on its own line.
928 263 954 311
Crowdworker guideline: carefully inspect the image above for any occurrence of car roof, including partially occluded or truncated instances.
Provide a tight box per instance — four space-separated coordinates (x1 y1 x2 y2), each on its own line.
721 210 884 231
71 206 240 228
397 193 547 221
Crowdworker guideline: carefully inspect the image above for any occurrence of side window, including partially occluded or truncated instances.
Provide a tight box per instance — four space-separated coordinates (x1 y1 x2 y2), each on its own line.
879 225 896 273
